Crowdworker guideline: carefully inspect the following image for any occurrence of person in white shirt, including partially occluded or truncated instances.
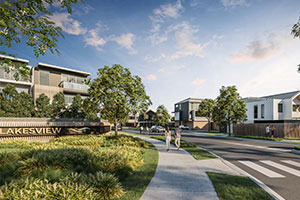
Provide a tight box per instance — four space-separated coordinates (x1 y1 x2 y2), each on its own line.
266 125 270 137
165 127 172 151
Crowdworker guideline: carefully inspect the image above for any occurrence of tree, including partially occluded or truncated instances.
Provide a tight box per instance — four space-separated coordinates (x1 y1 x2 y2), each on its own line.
15 91 35 117
68 94 85 118
0 84 19 117
197 99 215 132
292 17 300 72
213 86 247 136
35 93 52 118
155 105 170 126
0 0 83 79
82 97 99 119
52 92 66 118
89 65 152 136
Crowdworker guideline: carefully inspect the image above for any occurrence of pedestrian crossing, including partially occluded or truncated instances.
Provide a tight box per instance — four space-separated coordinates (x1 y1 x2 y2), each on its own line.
238 160 300 178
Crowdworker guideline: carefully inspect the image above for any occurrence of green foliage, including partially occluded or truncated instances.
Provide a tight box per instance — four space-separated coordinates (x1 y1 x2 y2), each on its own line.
51 92 66 118
213 86 247 136
292 16 300 39
0 0 83 80
0 0 83 57
0 57 31 81
82 97 99 119
294 146 300 150
35 93 52 118
0 134 151 199
197 99 216 132
89 65 152 136
154 105 170 126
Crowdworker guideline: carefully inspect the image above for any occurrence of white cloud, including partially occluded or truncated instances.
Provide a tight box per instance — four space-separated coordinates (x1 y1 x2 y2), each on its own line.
192 79 205 85
149 0 183 45
84 23 106 50
146 74 157 81
169 22 209 60
220 0 247 7
111 33 137 54
50 13 87 35
228 33 291 63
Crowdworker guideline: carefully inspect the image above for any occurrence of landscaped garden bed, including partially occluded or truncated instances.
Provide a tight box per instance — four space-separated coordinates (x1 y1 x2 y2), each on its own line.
0 134 158 200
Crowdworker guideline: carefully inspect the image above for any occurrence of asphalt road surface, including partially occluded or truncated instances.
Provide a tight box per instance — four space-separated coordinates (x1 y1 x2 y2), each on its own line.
181 132 300 200
124 128 300 200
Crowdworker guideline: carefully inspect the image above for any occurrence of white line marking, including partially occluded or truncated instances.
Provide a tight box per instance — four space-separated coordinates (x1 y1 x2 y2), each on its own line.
221 141 290 152
281 160 300 168
239 161 285 178
261 160 300 177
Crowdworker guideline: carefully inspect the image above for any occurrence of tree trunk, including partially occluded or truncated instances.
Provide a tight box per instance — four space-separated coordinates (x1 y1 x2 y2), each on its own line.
228 122 231 136
208 119 211 132
114 119 118 137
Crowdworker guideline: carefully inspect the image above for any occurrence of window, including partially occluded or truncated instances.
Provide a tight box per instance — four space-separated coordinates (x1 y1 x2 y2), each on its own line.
278 103 283 113
40 70 49 85
261 104 264 119
254 105 258 119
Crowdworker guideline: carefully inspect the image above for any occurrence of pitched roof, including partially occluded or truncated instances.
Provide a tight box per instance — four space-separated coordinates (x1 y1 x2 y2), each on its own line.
244 91 300 103
261 91 300 100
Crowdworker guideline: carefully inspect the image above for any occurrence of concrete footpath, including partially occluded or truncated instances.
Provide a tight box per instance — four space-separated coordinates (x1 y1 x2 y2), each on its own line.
137 136 242 200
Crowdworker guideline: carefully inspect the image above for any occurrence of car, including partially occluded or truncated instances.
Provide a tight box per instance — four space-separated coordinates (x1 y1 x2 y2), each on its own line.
150 125 166 132
179 125 189 130
111 125 122 131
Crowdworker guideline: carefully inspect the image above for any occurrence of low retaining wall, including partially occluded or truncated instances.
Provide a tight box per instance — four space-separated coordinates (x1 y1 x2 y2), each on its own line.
233 121 300 139
0 118 111 138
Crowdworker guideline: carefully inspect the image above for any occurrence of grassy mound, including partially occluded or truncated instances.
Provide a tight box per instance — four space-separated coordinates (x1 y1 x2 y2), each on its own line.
0 135 155 200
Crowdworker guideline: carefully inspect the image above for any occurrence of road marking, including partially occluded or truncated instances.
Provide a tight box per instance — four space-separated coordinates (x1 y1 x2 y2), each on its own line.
261 160 300 177
238 161 285 178
221 141 291 152
281 160 300 168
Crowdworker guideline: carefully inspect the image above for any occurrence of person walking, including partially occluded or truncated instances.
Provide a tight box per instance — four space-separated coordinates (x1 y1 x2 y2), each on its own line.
271 126 275 138
165 127 172 151
266 124 270 137
174 126 181 150
140 126 144 134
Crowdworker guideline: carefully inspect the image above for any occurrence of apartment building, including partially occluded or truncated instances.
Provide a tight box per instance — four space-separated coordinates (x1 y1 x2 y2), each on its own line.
174 98 210 130
33 62 90 104
0 55 33 95
0 55 91 105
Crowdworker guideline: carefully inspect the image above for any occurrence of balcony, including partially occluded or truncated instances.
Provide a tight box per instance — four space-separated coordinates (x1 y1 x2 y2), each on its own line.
62 81 89 93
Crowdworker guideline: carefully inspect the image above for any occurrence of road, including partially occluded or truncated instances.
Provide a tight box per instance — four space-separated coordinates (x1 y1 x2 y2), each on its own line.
124 128 300 200
181 132 300 200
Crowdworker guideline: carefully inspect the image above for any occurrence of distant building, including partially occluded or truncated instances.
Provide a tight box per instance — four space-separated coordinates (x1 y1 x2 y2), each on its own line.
0 55 33 95
33 62 90 104
243 91 300 123
125 113 139 127
173 98 212 130
138 110 156 127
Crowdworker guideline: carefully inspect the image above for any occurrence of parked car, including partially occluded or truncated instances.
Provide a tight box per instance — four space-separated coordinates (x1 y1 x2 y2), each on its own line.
150 125 166 132
111 125 122 131
179 125 189 130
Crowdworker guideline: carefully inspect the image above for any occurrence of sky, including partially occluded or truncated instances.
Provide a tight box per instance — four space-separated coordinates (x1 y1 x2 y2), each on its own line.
2 0 300 114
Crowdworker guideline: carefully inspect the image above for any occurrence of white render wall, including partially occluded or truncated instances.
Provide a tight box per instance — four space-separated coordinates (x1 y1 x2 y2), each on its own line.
245 98 293 122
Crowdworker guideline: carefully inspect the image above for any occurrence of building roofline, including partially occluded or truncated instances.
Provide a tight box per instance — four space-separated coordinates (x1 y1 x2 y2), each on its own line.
0 55 29 63
243 90 300 102
37 62 91 76
176 97 203 104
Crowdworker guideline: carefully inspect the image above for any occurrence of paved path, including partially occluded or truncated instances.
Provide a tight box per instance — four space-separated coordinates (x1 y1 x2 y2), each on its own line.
137 136 219 200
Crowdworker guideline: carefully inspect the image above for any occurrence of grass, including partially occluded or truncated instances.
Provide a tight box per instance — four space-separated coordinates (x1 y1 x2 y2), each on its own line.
150 135 217 160
294 146 300 150
119 141 158 200
207 172 273 200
